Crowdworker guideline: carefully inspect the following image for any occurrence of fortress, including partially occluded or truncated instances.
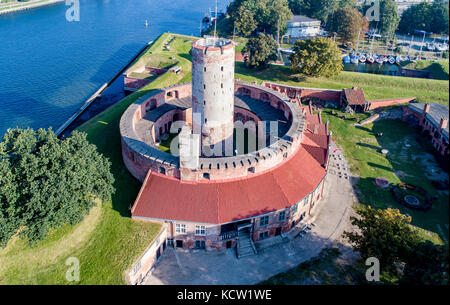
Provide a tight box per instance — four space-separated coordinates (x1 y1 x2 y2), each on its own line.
120 38 331 262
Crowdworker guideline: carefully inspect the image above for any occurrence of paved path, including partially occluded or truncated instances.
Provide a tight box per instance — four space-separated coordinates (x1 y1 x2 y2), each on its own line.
145 144 356 285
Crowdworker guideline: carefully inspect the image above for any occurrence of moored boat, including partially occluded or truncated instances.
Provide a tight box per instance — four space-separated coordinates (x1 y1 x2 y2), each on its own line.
351 54 359 64
367 54 375 64
359 54 367 63
343 55 351 63
375 56 384 64
388 56 395 64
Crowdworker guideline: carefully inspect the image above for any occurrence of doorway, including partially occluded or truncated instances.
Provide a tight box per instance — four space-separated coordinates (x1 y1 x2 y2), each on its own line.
275 227 282 236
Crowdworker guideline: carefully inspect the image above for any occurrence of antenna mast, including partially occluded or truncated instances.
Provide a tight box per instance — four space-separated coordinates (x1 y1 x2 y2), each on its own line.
214 0 218 43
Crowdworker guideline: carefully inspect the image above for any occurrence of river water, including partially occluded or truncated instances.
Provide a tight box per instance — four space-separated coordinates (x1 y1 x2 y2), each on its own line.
0 0 229 135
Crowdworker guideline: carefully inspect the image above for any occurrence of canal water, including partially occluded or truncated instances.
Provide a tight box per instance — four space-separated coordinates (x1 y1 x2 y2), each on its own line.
343 63 401 76
0 0 230 135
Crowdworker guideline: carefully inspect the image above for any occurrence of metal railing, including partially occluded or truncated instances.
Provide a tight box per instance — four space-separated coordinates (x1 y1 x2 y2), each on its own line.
220 231 238 241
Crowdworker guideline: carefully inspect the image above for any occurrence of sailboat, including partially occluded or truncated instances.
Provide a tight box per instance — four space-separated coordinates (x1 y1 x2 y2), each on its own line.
375 55 384 64
388 55 395 64
359 34 366 63
359 54 367 63
343 55 351 64
367 30 376 64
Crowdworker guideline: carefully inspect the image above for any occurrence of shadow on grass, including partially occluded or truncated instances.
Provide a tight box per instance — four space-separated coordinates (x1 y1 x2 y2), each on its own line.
356 142 382 151
355 125 375 134
367 162 395 172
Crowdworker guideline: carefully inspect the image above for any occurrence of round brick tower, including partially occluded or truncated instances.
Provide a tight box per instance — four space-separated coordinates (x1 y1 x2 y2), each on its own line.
191 38 235 154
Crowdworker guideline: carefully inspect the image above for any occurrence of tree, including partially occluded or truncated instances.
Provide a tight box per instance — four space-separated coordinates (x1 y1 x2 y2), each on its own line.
290 37 342 77
398 0 448 35
377 0 400 39
344 207 420 272
233 6 257 36
400 241 449 285
430 0 449 35
260 0 293 36
398 2 432 34
328 7 367 46
288 0 341 24
0 128 114 247
229 0 292 36
242 33 278 69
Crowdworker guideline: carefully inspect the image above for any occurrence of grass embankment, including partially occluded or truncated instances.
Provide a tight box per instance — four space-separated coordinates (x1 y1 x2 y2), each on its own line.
235 62 449 106
401 60 449 80
0 33 195 284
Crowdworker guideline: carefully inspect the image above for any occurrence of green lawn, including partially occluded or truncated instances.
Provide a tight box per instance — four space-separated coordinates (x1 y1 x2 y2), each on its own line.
235 63 449 106
321 111 448 244
0 33 198 284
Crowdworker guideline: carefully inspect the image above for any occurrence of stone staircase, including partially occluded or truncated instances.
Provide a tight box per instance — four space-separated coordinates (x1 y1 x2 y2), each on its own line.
236 231 257 259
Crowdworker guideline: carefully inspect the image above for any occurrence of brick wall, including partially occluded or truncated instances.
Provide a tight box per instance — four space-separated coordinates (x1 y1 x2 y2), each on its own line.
367 97 415 110
126 224 168 285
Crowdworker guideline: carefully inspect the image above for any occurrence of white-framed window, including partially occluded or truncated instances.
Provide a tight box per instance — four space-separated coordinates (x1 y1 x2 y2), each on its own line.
260 215 269 227
195 225 206 236
278 210 286 222
175 223 186 234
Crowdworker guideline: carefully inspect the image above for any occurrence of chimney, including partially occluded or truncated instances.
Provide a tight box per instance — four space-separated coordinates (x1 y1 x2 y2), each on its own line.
439 118 448 131
352 86 358 91
318 110 322 124
423 103 431 115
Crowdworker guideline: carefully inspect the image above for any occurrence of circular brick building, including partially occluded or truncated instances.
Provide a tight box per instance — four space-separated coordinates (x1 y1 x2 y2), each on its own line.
121 38 331 256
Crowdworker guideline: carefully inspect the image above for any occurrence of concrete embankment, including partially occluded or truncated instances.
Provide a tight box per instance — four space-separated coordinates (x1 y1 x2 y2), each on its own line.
0 0 64 15
56 41 153 137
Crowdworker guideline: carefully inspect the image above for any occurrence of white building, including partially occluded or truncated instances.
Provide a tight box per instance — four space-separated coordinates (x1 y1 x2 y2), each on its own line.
286 15 322 42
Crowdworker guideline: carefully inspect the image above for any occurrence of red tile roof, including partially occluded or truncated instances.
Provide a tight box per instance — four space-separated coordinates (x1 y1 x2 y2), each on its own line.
343 87 366 105
131 146 326 224
131 103 329 225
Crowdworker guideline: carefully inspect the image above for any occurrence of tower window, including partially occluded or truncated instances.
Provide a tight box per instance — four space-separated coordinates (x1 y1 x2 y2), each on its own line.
221 83 223 88
204 67 206 72
204 84 206 89
221 66 224 71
